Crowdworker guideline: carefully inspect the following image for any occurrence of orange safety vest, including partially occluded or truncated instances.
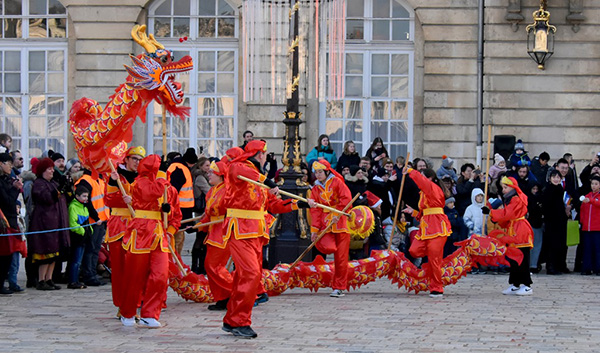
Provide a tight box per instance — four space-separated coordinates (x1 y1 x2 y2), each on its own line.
75 174 109 222
167 162 194 208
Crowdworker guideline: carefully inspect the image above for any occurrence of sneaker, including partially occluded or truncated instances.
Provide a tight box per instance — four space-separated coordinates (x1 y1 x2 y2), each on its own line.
256 293 269 304
231 326 258 339
138 317 162 328
46 280 61 290
330 289 345 298
208 298 229 311
36 281 53 291
121 316 136 327
429 291 444 298
8 285 24 292
222 323 234 333
0 287 14 295
502 285 520 295
515 286 532 296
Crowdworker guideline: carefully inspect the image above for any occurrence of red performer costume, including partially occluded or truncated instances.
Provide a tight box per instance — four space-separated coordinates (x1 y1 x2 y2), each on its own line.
488 176 533 296
219 140 280 339
104 146 144 314
309 160 353 297
120 154 177 328
404 168 451 298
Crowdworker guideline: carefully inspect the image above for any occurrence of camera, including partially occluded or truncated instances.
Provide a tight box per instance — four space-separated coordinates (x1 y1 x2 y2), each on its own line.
199 146 204 154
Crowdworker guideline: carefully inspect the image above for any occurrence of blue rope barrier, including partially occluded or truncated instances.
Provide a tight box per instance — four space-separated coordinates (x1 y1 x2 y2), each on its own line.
0 221 100 237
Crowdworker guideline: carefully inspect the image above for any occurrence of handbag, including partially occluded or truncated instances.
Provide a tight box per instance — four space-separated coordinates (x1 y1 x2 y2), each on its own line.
193 191 206 214
566 220 580 246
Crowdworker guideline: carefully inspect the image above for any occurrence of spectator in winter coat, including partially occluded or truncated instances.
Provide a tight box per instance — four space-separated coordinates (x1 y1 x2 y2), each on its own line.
455 163 484 215
579 175 600 275
527 183 544 273
336 140 361 173
464 188 485 236
364 137 389 175
436 155 458 182
542 169 570 275
306 134 337 170
443 197 467 257
508 139 531 169
530 151 550 188
579 153 600 196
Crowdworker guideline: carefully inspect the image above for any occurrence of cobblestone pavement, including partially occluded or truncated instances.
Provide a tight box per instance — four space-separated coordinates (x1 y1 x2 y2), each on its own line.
2 250 599 353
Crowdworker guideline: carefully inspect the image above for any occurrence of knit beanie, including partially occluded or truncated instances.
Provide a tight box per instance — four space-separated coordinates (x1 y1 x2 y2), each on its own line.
66 158 79 172
514 139 525 152
50 152 65 162
494 153 505 166
441 155 454 168
445 197 456 205
182 147 198 164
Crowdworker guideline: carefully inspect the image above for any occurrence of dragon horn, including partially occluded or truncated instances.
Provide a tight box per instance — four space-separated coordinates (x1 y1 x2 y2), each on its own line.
148 33 165 50
131 25 157 54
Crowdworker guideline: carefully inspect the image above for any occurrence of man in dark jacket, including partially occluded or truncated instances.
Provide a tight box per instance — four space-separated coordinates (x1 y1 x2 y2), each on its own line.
530 152 550 188
0 153 23 294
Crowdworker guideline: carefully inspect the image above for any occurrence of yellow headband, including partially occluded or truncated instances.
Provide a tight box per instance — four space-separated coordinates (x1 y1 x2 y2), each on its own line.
312 161 327 171
127 146 146 158
500 176 514 186
209 161 220 173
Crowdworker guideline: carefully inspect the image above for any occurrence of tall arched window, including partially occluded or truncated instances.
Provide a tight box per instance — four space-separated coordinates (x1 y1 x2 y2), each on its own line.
147 0 238 158
0 0 68 165
320 0 414 161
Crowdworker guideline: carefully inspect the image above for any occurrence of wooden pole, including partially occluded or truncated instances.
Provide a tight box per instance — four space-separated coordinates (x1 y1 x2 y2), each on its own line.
161 105 167 162
181 215 204 224
288 193 360 270
108 160 136 217
482 124 492 236
237 175 350 217
388 152 410 250
191 218 224 230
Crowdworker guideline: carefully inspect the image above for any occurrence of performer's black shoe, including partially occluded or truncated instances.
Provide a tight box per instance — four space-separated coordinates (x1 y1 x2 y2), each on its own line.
231 325 257 339
208 298 229 311
222 323 233 333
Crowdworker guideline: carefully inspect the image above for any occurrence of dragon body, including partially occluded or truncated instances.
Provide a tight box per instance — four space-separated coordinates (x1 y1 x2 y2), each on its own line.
167 232 522 302
68 25 193 175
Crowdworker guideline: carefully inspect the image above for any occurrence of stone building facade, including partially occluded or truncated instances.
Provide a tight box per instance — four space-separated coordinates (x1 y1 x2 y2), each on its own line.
2 0 598 169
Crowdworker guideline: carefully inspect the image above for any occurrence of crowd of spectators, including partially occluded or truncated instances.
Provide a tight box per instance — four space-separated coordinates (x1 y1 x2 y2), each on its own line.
1 130 600 295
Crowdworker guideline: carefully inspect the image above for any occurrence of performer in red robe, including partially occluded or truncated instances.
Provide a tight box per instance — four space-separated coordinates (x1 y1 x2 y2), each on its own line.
484 176 533 296
119 155 176 328
219 140 279 339
308 160 353 298
104 146 144 317
402 167 451 298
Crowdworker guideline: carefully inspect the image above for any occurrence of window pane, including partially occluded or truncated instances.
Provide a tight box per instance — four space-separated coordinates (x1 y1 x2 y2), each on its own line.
372 54 389 75
48 18 66 38
6 1 22 15
4 97 20 115
30 0 47 15
373 20 389 40
153 115 162 136
154 18 171 37
346 20 363 40
371 101 389 120
173 17 190 37
48 115 63 137
198 18 215 37
197 118 211 138
5 73 20 92
216 140 233 158
392 20 410 40
392 1 410 18
218 0 234 16
373 0 390 18
326 100 342 118
345 100 363 119
391 101 408 120
391 54 409 75
389 144 407 161
217 73 234 93
172 114 189 137
217 51 234 71
391 77 408 97
174 0 190 15
218 18 235 38
29 73 45 93
29 51 45 71
29 96 45 115
390 121 409 141
345 53 363 74
371 77 388 97
29 117 45 136
47 72 63 93
198 52 216 71
3 19 20 38
47 51 64 71
345 120 363 142
5 51 20 71
198 73 215 93
347 0 364 17
29 138 44 158
325 120 343 141
219 97 234 116
345 76 362 97
154 1 171 16
48 97 63 114
6 117 21 135
29 18 48 38
370 121 387 142
172 139 188 154
198 98 215 116
199 0 216 16
216 118 233 138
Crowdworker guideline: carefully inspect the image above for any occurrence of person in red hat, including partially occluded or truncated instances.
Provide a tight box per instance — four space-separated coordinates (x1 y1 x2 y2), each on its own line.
401 166 452 298
483 176 533 296
119 154 176 328
218 139 280 339
308 159 353 298
104 146 145 317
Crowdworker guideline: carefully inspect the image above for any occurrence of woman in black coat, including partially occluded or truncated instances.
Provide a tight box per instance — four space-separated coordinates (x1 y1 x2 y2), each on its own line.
336 140 361 173
542 169 570 275
28 158 69 290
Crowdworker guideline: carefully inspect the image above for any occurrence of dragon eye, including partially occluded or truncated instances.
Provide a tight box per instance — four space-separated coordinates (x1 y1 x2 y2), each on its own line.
161 56 168 63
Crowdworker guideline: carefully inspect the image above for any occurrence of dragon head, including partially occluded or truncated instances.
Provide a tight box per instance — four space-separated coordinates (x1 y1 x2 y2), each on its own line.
126 25 193 112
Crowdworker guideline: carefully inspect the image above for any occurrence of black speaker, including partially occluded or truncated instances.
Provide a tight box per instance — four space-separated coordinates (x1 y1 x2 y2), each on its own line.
494 135 515 162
